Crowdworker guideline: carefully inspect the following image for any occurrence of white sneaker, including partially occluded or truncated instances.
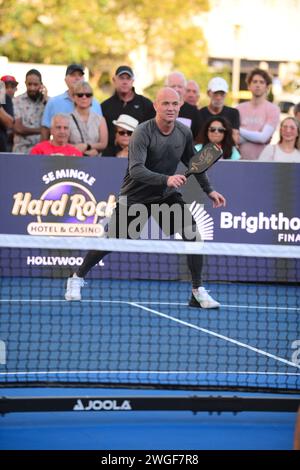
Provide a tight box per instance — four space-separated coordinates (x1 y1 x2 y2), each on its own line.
65 274 85 301
189 286 220 309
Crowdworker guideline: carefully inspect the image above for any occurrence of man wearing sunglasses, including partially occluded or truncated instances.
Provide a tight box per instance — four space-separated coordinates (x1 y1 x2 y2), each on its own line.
65 87 226 309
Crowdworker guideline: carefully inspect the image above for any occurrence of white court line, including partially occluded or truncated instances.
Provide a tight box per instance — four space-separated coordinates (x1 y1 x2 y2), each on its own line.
1 300 299 371
0 370 299 377
130 302 300 370
139 302 300 312
0 298 299 311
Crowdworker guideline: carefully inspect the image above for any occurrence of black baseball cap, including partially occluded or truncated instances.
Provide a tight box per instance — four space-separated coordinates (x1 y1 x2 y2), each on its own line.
66 64 85 76
115 65 134 78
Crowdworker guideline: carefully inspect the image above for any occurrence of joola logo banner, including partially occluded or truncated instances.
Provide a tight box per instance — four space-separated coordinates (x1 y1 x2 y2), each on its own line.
73 399 132 411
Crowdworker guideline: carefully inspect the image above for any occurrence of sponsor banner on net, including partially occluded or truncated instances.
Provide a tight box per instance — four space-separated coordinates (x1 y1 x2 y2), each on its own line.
220 211 300 243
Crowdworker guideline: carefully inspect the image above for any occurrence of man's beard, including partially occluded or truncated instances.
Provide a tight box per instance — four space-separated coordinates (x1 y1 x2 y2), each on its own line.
28 93 41 102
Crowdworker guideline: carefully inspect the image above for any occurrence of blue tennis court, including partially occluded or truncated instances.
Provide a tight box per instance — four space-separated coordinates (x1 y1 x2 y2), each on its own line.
1 277 299 390
1 273 299 450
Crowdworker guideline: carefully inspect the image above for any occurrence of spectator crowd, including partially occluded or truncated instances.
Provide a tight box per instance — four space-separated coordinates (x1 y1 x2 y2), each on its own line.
0 64 299 161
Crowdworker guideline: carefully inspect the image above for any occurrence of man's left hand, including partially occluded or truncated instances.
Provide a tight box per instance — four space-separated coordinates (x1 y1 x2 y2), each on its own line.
208 191 226 208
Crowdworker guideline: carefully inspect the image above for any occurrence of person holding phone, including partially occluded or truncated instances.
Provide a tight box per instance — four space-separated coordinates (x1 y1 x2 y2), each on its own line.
12 68 49 154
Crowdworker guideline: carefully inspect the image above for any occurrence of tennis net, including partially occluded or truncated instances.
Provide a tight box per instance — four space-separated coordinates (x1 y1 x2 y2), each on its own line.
0 234 299 393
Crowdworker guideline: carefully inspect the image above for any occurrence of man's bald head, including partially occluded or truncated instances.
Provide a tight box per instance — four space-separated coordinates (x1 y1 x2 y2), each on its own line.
154 87 181 128
155 86 180 104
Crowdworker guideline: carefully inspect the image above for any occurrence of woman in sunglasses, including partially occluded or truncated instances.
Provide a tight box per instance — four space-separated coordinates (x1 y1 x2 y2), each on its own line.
102 114 139 157
69 81 108 156
195 116 240 160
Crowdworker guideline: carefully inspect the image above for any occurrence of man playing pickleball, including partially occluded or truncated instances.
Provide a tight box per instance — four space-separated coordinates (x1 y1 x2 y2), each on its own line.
65 87 226 308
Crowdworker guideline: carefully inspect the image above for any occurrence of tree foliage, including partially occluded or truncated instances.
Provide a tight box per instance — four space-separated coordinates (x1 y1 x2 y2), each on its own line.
0 1 120 63
0 0 210 92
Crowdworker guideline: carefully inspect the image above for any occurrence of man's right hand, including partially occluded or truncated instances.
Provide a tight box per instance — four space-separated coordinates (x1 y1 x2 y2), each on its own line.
167 174 187 188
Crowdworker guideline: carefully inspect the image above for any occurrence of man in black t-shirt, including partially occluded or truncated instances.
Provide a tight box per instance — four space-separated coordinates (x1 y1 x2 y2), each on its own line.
197 77 240 144
101 65 155 153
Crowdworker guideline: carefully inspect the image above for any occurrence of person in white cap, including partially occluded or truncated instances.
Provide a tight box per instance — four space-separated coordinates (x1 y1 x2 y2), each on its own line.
197 77 240 145
102 114 139 157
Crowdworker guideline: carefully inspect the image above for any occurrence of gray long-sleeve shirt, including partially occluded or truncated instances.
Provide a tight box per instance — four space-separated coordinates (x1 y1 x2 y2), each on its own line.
120 119 214 204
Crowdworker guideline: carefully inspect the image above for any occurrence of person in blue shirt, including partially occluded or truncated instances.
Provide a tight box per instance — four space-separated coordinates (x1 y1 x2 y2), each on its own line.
41 63 102 141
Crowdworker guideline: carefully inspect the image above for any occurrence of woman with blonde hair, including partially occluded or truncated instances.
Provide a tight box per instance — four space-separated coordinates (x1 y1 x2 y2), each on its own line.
259 117 300 162
69 81 108 156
